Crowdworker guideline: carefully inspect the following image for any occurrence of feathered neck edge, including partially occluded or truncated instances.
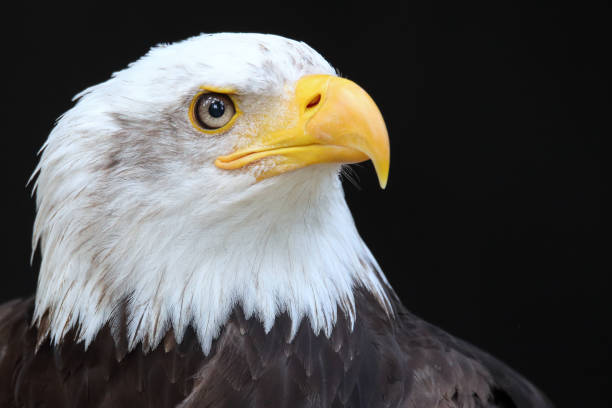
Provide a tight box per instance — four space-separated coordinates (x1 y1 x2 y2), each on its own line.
32 167 394 354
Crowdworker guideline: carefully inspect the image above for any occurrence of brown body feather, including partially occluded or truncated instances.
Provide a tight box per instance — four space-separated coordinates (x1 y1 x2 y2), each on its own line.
0 289 552 407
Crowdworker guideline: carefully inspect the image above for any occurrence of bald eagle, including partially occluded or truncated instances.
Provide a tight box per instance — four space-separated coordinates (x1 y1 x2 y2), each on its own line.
0 33 552 408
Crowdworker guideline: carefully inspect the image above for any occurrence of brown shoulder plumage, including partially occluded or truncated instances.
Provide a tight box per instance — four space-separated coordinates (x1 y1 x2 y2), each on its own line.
0 291 552 407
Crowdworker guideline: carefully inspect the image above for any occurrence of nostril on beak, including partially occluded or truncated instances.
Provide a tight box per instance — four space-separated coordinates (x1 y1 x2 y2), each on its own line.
306 94 321 110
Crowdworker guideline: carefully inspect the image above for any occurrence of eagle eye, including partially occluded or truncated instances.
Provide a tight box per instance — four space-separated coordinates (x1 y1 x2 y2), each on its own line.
191 92 237 132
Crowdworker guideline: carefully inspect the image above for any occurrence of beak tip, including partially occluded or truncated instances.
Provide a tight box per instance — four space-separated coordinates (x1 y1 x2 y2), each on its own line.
373 157 389 190
378 175 388 189
375 165 389 189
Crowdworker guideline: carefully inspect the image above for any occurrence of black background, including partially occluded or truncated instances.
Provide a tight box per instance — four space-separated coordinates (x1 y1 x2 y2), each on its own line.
2 2 609 406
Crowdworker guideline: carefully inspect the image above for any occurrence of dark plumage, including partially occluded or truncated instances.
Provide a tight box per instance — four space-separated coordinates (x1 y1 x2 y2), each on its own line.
0 288 552 407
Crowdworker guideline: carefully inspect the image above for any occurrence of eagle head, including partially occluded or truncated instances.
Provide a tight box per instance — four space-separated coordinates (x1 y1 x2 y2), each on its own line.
32 33 391 353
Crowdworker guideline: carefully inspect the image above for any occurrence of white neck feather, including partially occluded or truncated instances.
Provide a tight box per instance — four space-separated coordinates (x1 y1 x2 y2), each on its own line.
33 165 392 354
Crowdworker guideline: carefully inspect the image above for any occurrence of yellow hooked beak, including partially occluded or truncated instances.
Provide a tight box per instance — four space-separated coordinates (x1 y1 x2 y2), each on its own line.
215 74 390 188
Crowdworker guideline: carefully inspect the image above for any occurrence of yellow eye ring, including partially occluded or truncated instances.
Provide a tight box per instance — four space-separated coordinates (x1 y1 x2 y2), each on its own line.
189 87 242 134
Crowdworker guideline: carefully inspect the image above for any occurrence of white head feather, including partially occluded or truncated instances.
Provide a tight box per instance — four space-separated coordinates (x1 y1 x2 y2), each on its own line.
32 33 392 353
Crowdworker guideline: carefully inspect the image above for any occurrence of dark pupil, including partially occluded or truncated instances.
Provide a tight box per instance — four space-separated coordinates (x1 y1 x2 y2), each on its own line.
208 99 225 118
